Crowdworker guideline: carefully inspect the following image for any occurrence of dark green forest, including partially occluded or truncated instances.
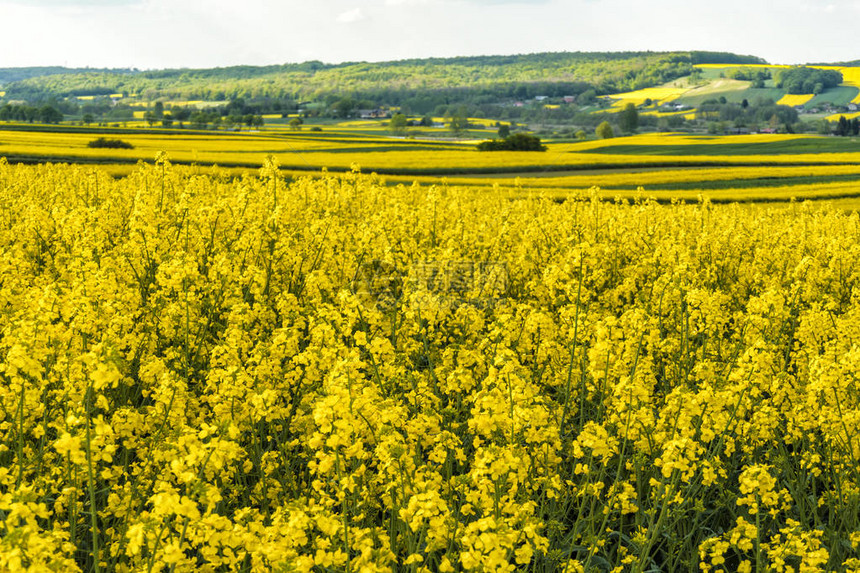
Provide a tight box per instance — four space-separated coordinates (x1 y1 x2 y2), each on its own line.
0 51 714 105
0 66 135 86
775 67 843 94
6 51 854 136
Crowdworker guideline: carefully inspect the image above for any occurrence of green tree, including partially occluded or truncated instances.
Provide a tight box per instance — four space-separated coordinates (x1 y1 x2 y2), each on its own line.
707 121 727 134
579 89 597 105
333 97 357 118
448 106 469 136
389 113 408 135
835 115 849 136
575 129 587 140
769 114 780 131
172 107 190 128
289 117 303 130
82 113 94 125
190 111 210 129
477 133 546 151
777 66 842 94
618 103 638 134
596 121 614 139
38 105 63 124
228 114 244 130
497 123 511 138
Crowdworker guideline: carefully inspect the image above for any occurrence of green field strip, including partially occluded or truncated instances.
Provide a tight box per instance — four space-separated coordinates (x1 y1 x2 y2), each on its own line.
806 86 860 107
0 122 228 137
5 151 860 177
580 138 860 155
296 145 469 154
389 173 860 192
602 173 860 191
509 186 860 205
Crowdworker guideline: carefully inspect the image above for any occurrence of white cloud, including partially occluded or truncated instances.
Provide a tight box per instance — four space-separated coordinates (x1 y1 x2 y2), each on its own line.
1 0 860 69
336 7 366 23
1 0 141 4
457 0 551 3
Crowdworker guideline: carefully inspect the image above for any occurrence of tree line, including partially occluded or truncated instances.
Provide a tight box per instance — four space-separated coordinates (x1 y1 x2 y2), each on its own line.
776 67 843 95
0 103 63 123
832 115 860 136
0 52 705 106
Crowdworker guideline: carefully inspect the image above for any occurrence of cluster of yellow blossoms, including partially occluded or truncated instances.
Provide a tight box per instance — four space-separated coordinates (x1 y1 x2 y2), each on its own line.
1 155 860 571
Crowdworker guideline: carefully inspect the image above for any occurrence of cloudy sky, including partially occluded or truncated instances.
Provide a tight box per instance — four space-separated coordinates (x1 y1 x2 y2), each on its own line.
0 0 857 69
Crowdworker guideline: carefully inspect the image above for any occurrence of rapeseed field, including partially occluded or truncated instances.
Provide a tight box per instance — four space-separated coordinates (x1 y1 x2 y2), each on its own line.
605 87 690 110
6 129 860 181
2 156 860 571
775 94 815 107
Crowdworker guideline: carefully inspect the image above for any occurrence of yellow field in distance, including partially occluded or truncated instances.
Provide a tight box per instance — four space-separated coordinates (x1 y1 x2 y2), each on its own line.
3 126 860 204
0 129 856 171
776 94 815 106
826 111 860 121
605 87 690 110
835 67 860 103
694 63 791 70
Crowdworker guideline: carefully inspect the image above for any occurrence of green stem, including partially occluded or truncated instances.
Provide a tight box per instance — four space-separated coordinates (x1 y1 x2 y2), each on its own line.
84 384 101 573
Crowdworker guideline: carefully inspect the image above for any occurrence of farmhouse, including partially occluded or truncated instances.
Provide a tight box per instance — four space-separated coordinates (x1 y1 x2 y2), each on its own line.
358 109 390 119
